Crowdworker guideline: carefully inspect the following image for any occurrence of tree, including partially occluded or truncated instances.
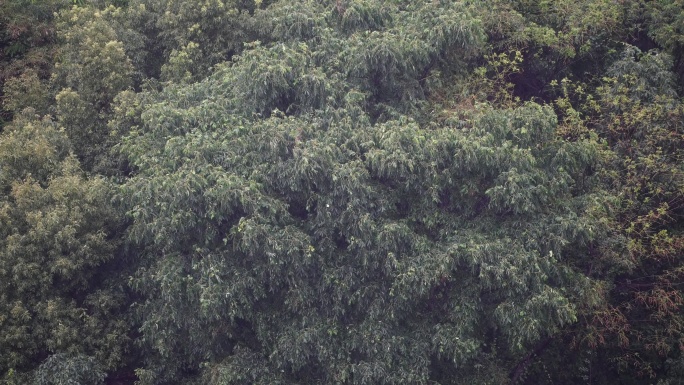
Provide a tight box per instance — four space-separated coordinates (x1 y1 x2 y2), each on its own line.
124 0 257 83
115 1 606 383
2 0 683 383
0 110 130 384
580 47 684 382
646 0 684 87
0 0 70 125
50 5 135 173
518 45 684 385
475 0 644 101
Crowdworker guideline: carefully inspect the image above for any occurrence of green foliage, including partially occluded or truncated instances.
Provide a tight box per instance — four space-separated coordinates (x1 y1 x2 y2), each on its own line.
51 5 134 171
2 69 50 116
54 6 134 107
133 0 255 82
0 0 69 124
604 47 678 104
34 354 106 385
2 0 684 384
476 0 642 101
115 7 605 377
0 110 130 383
521 45 684 384
0 111 71 187
583 46 684 379
646 0 684 85
646 0 684 51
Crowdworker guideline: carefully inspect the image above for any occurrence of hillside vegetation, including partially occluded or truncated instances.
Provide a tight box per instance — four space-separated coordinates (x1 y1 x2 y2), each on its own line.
1 0 683 384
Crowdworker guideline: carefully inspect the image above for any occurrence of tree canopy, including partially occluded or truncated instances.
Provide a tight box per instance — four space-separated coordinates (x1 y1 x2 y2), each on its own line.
1 0 683 384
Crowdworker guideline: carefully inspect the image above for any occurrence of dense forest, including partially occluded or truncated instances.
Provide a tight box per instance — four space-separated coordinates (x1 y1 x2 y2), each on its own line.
1 0 683 384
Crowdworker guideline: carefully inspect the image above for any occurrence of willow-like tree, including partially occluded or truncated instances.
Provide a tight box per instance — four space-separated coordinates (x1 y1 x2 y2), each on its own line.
116 1 607 384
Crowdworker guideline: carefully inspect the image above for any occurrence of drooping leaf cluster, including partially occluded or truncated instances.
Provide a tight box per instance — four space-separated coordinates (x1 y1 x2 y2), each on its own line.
1 0 684 384
113 1 606 383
